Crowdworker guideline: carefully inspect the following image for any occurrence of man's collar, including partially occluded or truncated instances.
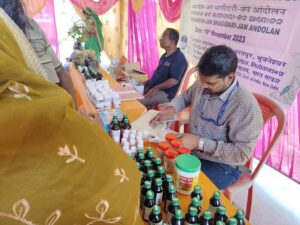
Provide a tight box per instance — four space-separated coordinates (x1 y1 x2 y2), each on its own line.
219 78 238 102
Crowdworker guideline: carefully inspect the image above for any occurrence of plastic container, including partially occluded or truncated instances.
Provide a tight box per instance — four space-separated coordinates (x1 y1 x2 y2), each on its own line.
157 142 170 163
165 133 176 142
174 154 201 195
178 147 190 155
170 139 181 152
164 150 178 174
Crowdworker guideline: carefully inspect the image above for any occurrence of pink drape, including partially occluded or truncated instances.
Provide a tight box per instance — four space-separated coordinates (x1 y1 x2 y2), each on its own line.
159 0 183 23
70 0 118 15
128 0 159 78
254 92 300 183
33 0 59 56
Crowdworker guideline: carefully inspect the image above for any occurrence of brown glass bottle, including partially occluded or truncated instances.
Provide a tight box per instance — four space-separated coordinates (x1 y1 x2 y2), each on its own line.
214 206 228 224
143 190 155 222
199 210 213 225
149 205 163 225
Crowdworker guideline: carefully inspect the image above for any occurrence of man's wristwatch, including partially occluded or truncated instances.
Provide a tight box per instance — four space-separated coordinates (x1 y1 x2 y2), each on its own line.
198 138 204 152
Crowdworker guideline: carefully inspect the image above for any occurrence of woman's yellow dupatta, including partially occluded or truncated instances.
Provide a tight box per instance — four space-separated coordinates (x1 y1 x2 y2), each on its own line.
0 14 142 225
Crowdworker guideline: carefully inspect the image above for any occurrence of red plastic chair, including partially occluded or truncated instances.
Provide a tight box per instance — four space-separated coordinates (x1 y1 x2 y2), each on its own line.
223 93 286 220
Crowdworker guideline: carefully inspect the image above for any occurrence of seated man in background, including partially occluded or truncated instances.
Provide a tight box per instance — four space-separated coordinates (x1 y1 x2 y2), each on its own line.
140 28 187 109
150 45 263 189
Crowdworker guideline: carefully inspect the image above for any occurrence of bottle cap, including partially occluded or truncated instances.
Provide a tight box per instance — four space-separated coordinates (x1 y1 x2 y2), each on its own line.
191 197 201 207
175 154 201 172
138 153 145 160
178 147 191 155
146 190 154 200
154 158 161 165
217 206 226 215
165 174 173 182
165 133 176 142
155 178 162 186
170 139 181 148
148 152 154 158
164 150 178 159
171 197 179 206
227 217 238 225
136 148 143 154
144 160 151 167
194 185 201 194
124 118 129 124
158 142 169 150
174 209 183 219
203 210 212 220
213 191 221 200
147 170 155 178
136 162 140 169
151 205 161 215
157 166 165 174
235 209 245 220
168 184 176 193
188 206 198 216
144 181 151 189
146 146 152 152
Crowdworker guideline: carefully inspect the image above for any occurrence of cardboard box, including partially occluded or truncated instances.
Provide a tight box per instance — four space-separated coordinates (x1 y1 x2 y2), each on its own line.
123 62 148 83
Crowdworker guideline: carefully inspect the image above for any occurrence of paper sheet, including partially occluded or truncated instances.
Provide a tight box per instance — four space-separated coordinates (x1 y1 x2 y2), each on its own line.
131 110 167 137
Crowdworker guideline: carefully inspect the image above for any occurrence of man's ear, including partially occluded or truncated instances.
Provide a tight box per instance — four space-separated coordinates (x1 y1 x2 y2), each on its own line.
227 72 235 81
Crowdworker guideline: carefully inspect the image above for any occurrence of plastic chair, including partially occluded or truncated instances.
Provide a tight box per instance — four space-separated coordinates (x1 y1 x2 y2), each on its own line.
223 93 286 220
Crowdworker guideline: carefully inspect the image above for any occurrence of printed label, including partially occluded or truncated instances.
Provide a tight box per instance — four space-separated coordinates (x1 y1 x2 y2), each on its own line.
184 222 195 225
111 130 121 137
164 199 171 213
155 192 163 205
208 205 217 216
143 206 151 221
166 212 174 224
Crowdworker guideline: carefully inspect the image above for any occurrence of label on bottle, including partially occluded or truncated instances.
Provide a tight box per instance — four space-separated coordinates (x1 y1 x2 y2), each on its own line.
111 129 121 137
149 221 162 225
165 199 171 213
143 206 151 221
155 192 163 205
208 204 217 216
166 212 174 224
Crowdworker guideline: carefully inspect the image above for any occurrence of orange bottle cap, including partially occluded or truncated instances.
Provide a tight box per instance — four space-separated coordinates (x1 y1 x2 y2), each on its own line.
165 133 176 142
164 150 178 159
158 142 170 151
178 147 191 155
170 139 181 148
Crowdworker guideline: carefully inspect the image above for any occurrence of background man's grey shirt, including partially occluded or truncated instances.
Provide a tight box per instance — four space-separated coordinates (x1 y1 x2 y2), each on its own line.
168 79 263 166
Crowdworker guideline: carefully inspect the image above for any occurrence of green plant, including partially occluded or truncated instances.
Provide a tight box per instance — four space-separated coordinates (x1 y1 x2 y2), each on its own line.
67 19 85 43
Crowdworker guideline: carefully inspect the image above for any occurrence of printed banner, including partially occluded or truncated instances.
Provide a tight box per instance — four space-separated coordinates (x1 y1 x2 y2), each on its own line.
179 0 300 108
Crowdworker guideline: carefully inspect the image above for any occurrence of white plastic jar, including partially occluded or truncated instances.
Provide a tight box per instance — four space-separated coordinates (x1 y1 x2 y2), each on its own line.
174 154 201 195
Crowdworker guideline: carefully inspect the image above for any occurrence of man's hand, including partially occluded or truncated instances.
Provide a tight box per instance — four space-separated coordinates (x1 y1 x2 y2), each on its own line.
178 133 201 150
144 87 160 98
149 106 176 127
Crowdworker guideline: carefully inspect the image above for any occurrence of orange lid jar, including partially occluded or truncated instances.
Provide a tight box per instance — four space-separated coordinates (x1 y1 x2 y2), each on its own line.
178 147 191 155
164 150 178 174
157 142 170 164
170 139 181 152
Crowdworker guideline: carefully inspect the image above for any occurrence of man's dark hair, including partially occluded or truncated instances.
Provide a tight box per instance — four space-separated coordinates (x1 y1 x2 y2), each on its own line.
0 0 28 34
197 45 238 78
166 28 179 45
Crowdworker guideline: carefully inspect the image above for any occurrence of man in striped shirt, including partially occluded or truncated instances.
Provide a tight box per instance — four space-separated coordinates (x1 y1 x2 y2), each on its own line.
150 45 263 189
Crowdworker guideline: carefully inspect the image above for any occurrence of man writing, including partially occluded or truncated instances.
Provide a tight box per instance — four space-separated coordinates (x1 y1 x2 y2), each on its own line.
150 45 263 189
140 28 187 109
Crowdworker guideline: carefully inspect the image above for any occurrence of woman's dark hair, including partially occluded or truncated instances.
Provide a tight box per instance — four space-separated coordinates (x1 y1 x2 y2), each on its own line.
197 45 238 78
165 28 180 45
0 0 28 34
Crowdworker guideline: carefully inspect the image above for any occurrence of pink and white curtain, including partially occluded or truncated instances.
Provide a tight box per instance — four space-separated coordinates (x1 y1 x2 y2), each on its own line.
69 0 118 15
128 0 159 77
159 0 183 23
254 92 300 183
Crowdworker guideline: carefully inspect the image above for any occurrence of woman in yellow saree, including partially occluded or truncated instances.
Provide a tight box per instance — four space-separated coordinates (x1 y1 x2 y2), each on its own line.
0 7 142 225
